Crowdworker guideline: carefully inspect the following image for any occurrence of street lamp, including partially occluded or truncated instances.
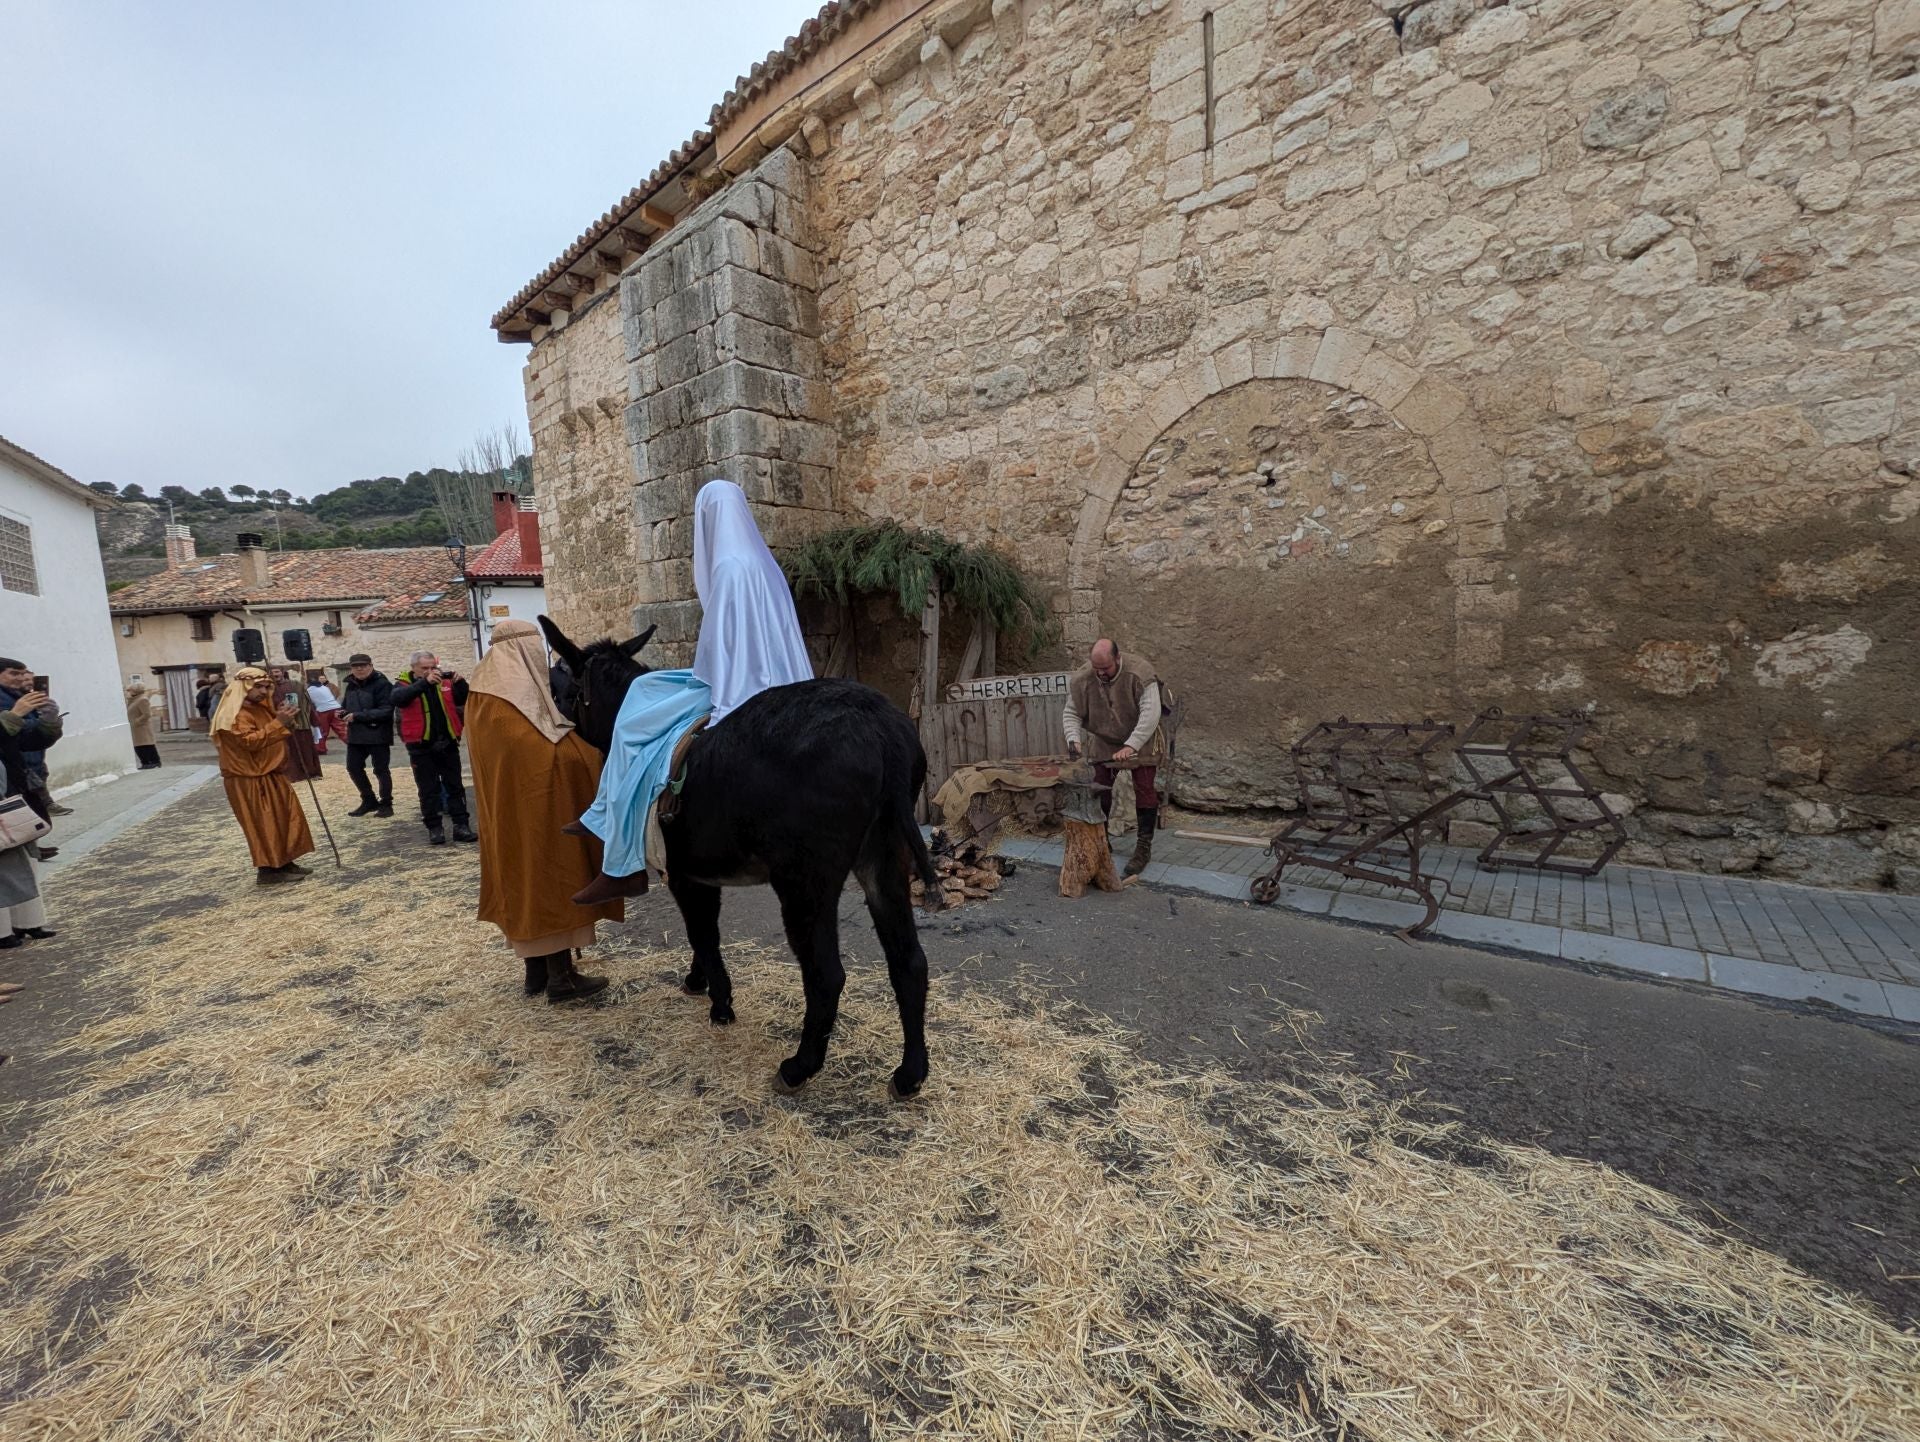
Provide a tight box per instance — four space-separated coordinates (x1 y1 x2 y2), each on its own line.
445 535 481 660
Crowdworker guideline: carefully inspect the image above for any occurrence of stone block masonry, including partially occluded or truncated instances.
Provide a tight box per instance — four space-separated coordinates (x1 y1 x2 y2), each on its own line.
520 0 1920 894
619 145 838 663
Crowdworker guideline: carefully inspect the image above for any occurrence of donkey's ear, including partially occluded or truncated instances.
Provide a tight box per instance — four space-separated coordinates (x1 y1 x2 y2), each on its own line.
619 624 657 658
539 615 586 670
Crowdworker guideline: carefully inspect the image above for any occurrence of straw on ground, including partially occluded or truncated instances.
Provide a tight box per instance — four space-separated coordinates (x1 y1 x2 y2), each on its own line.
3 766 1916 1440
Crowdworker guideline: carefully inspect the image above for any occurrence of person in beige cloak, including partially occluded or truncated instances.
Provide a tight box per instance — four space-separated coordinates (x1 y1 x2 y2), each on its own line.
126 681 162 769
465 621 619 1002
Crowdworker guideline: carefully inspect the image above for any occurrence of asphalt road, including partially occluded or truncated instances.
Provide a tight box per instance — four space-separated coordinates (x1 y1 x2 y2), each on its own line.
709 866 1920 1325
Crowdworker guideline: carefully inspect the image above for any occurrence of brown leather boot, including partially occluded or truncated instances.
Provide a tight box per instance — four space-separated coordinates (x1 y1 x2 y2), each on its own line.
1123 808 1158 877
571 869 649 906
547 951 609 1004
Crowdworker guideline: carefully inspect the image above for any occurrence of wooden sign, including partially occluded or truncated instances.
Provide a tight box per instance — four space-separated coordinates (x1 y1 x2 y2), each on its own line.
945 671 1068 704
488 605 511 618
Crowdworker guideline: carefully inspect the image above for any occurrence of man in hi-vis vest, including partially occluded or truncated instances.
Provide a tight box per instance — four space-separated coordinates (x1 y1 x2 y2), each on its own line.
1063 638 1167 877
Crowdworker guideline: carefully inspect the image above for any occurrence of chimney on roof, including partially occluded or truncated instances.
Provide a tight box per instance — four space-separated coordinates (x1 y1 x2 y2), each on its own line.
491 490 518 537
236 532 271 588
516 498 542 576
163 524 196 568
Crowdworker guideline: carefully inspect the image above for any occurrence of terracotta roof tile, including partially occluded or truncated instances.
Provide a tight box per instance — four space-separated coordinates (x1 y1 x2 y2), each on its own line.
465 525 540 582
108 546 466 616
354 585 471 626
490 0 890 336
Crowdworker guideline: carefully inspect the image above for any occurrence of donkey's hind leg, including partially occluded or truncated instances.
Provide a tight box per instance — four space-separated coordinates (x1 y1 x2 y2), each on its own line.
770 870 847 1092
668 873 733 1025
856 840 930 1100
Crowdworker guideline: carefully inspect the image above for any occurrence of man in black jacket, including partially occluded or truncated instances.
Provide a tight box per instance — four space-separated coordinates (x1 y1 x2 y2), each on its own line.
339 654 395 818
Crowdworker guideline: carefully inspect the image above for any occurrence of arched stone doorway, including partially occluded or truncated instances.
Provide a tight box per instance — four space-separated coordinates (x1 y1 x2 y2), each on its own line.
1064 333 1501 810
1099 377 1460 807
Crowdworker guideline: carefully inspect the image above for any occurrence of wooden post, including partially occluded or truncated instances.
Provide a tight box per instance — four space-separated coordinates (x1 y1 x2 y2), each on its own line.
952 612 999 687
955 613 985 683
916 580 941 821
823 599 856 679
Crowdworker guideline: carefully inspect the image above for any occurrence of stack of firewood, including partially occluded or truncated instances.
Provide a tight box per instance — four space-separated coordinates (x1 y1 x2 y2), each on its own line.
917 830 1017 907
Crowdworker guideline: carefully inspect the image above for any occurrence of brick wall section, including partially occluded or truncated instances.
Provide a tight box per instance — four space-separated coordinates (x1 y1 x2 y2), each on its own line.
524 0 1920 890
620 146 840 662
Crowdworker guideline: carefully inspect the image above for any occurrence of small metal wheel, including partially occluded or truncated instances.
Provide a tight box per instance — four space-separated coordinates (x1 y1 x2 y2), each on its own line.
1250 873 1281 905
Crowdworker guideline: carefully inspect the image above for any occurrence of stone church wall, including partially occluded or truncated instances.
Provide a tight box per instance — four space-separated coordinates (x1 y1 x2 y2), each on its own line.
526 0 1920 889
523 290 633 647
621 146 840 664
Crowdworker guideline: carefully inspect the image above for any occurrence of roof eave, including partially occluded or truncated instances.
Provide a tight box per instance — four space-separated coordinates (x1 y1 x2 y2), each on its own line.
0 434 117 510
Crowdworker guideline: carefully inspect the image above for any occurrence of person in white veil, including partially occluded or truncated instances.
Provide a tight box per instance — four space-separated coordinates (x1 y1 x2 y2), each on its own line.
691 481 815 723
572 481 814 903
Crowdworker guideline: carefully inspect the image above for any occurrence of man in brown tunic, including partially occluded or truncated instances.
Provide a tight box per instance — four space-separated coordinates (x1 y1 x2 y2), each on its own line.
211 667 316 884
466 621 620 1002
1064 638 1167 877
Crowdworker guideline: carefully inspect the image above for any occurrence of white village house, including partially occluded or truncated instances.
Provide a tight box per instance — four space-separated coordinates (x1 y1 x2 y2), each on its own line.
463 491 548 655
0 434 134 788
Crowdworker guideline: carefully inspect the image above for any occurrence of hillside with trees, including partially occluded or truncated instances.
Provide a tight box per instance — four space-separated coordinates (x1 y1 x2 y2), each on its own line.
96 429 532 585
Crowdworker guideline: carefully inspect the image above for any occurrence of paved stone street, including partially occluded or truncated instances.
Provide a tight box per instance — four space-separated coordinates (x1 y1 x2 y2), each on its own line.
996 829 1920 1025
43 733 220 876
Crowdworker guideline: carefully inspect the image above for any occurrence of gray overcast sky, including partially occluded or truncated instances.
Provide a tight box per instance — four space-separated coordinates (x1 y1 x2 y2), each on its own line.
1 0 819 498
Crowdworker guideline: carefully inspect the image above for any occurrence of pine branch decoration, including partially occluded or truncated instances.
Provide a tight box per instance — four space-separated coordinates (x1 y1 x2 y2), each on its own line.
784 521 1059 659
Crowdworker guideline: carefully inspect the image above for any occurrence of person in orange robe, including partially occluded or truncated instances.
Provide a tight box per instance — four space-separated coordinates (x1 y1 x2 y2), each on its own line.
211 667 316 885
465 621 621 1002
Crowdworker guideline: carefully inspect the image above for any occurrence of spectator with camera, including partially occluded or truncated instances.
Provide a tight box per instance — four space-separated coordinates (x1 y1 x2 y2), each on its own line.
391 651 474 845
0 676 57 967
0 659 66 819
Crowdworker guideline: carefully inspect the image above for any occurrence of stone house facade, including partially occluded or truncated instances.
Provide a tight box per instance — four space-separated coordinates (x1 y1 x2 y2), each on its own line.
495 0 1920 890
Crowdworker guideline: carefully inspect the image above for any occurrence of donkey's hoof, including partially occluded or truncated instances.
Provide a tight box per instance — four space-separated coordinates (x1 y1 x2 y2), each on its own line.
887 1071 925 1102
709 1001 736 1026
772 1062 811 1095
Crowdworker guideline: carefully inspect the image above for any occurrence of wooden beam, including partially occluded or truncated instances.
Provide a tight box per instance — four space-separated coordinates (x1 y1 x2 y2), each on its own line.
638 202 675 231
614 226 649 254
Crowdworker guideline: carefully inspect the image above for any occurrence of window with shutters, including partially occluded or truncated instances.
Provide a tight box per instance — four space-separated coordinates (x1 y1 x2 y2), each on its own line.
0 514 38 595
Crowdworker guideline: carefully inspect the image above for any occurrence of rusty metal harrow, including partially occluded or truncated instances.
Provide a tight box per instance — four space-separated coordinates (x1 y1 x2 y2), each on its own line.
1249 709 1626 937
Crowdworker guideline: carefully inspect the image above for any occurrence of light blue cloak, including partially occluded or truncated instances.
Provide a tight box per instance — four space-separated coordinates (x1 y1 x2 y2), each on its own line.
578 669 712 878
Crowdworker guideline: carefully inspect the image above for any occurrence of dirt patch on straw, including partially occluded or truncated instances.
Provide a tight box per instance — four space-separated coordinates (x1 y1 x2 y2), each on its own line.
3 768 1918 1439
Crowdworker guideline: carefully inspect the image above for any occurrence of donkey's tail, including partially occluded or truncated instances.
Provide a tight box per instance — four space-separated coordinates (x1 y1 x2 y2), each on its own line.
893 732 941 895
